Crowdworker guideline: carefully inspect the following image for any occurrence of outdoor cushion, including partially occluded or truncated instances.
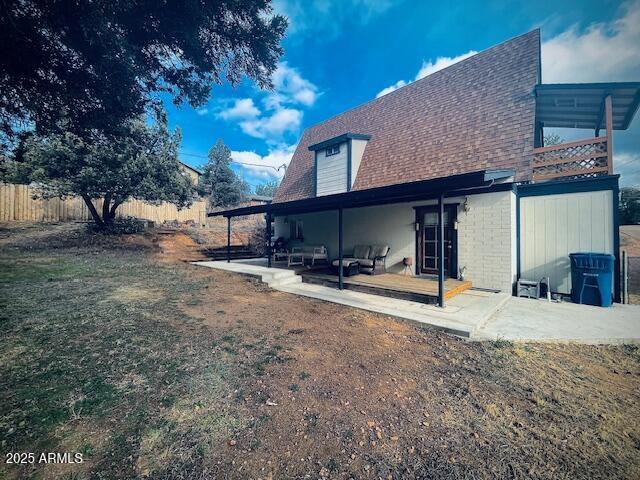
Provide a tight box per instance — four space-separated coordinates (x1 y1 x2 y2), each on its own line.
370 245 389 258
358 259 374 267
353 245 370 259
332 259 359 267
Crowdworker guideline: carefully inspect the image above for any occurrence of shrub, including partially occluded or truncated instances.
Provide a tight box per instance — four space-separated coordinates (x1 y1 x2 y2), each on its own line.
248 222 267 256
87 217 146 235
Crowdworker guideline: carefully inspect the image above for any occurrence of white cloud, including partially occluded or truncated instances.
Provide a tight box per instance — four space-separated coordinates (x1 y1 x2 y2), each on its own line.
218 98 260 120
231 144 296 179
375 50 477 98
272 62 318 106
196 108 209 116
375 80 407 98
541 1 640 82
218 62 317 143
414 51 477 79
274 0 397 38
616 152 640 187
239 108 303 140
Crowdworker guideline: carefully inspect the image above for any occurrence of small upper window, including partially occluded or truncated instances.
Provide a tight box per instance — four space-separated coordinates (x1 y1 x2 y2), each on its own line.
326 145 340 156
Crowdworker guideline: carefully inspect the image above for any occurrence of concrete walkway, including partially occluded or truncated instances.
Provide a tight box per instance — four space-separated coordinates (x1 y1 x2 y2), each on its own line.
192 260 640 344
477 296 640 344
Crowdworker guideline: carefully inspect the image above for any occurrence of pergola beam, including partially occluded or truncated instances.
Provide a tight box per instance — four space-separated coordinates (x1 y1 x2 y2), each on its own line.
594 95 606 137
605 94 613 174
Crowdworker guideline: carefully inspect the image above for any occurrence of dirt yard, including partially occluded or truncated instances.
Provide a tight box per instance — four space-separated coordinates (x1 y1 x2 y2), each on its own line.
1 223 639 479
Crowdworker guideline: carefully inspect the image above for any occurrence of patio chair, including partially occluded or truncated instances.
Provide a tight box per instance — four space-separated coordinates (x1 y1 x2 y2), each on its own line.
272 237 289 262
308 246 328 265
331 244 390 275
360 245 390 275
288 245 328 267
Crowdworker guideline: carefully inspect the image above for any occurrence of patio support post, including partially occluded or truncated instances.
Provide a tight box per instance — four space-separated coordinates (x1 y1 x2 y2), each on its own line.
437 193 445 308
226 216 231 263
266 212 272 268
605 94 613 174
338 208 344 290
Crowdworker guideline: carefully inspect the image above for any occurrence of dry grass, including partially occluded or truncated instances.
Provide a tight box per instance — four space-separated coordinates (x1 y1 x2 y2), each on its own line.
1 223 639 479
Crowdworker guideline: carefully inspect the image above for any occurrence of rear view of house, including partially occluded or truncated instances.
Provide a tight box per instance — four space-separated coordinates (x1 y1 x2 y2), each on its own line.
212 30 639 306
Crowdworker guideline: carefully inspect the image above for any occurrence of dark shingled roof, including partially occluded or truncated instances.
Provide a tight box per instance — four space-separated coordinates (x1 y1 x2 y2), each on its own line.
274 30 540 204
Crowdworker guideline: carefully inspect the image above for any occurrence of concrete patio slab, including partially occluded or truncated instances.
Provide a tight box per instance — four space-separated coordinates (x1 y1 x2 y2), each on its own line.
476 296 640 344
192 260 640 344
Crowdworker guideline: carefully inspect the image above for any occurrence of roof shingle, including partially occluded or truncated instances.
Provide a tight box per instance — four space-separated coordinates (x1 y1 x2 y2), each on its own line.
274 30 540 203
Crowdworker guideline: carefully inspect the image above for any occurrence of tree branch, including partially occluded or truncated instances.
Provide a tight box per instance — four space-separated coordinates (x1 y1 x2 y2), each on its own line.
81 194 104 226
109 199 123 220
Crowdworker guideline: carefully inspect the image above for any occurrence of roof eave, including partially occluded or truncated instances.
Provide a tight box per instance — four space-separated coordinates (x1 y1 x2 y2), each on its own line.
210 169 515 218
308 133 372 151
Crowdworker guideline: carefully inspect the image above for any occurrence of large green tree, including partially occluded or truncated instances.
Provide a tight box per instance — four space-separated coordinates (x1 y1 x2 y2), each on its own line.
254 178 280 197
0 0 287 148
13 118 194 227
200 139 249 208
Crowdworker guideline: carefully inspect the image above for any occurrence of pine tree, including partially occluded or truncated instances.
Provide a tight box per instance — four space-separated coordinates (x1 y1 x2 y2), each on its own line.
200 139 249 208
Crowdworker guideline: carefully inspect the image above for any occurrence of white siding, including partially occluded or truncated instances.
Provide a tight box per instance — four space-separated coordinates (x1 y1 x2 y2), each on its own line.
519 190 614 294
316 142 348 196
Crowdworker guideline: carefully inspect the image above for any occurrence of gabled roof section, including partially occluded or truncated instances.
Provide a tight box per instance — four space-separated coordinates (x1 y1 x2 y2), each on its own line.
179 161 203 176
274 30 540 203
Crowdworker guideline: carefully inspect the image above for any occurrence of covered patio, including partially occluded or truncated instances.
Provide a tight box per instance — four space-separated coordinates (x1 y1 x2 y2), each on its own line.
209 169 515 308
300 270 472 304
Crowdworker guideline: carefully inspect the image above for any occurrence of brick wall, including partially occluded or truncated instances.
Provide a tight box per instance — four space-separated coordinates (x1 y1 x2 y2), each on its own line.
457 191 516 292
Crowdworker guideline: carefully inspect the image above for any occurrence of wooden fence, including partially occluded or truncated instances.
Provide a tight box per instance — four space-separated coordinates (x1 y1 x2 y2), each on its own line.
0 183 207 225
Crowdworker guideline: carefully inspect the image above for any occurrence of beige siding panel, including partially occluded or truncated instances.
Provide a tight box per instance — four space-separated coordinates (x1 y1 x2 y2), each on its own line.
519 190 613 294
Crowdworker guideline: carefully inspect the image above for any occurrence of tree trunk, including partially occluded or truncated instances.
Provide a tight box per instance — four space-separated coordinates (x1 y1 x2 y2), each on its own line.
102 194 112 225
81 195 104 227
109 200 123 221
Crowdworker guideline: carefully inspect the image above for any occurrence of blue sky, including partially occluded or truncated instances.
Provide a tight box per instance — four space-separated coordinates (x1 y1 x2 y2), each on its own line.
166 0 640 188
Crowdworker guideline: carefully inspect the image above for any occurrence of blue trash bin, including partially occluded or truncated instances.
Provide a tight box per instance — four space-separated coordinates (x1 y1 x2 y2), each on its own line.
569 253 615 307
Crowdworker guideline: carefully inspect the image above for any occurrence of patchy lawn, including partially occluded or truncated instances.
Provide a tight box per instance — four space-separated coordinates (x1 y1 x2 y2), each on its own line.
1 223 639 479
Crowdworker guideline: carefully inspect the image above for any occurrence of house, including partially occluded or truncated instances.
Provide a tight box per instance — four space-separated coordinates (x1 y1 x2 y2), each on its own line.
246 194 273 205
179 161 203 185
210 30 640 306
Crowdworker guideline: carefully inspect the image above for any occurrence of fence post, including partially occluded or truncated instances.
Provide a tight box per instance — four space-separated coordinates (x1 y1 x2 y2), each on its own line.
623 250 628 305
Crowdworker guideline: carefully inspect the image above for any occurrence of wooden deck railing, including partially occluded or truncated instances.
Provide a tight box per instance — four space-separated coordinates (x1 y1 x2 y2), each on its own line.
532 136 610 181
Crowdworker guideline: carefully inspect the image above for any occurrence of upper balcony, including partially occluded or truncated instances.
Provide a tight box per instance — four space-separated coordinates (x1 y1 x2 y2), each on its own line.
533 136 609 181
533 82 640 182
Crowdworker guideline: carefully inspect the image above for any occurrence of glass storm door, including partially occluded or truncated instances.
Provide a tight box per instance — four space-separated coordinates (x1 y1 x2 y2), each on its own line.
418 206 457 277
